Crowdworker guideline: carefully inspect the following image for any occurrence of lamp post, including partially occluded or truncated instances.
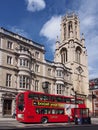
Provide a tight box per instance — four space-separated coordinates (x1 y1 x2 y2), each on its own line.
75 91 77 106
71 88 77 124
71 88 77 114
71 88 77 104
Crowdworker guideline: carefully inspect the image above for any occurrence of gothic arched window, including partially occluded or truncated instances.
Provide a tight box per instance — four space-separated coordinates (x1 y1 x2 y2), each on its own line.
68 21 72 38
75 46 82 63
64 24 66 40
75 21 77 37
60 48 67 64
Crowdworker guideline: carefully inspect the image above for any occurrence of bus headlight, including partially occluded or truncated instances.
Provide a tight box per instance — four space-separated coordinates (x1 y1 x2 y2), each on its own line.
17 114 24 118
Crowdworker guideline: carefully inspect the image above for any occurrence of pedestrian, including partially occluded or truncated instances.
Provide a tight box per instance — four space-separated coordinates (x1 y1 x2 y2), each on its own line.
12 109 16 118
68 116 70 123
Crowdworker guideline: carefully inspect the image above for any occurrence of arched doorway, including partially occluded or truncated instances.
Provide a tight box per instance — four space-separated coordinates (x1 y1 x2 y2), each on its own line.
3 99 12 115
2 92 17 116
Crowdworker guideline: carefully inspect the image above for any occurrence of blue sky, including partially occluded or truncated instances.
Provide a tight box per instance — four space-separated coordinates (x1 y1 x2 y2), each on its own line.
0 0 98 79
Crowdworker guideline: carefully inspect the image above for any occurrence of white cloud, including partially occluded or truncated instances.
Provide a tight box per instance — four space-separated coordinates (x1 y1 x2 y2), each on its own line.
26 0 46 12
40 15 61 53
40 16 61 41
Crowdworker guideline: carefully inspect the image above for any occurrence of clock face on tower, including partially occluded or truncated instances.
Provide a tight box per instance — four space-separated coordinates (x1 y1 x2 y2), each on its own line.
76 66 83 74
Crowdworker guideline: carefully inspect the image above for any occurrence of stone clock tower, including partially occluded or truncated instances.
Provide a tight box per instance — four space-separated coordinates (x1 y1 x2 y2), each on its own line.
54 13 90 106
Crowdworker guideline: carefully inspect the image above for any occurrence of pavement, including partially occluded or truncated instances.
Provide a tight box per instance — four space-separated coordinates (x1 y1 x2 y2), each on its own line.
0 117 97 122
0 117 97 129
0 118 72 129
91 117 98 124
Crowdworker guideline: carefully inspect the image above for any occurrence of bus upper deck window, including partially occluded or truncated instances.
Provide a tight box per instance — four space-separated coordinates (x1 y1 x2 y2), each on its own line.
50 96 56 101
39 94 49 101
28 93 39 100
71 99 75 104
56 96 63 102
64 98 71 103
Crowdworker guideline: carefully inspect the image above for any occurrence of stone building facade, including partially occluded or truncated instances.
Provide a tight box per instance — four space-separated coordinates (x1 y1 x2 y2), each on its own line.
0 13 90 117
89 78 98 116
54 13 92 109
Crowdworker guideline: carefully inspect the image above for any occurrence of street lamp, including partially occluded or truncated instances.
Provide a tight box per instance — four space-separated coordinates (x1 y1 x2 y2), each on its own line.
71 88 77 106
71 88 77 124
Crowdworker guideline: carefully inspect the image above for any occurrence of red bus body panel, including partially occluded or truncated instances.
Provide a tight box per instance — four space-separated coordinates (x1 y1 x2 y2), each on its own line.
16 91 87 123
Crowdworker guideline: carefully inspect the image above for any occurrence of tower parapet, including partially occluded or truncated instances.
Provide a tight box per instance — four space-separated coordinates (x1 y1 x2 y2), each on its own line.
61 13 80 42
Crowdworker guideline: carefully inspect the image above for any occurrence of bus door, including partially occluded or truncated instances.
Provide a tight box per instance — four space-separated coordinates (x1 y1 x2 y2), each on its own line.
16 93 25 119
74 108 91 124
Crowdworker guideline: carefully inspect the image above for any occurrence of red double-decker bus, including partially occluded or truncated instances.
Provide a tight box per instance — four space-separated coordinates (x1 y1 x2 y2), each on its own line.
16 91 87 123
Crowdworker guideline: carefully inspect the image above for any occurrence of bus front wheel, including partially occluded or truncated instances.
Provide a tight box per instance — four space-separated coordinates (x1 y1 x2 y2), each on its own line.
41 117 48 124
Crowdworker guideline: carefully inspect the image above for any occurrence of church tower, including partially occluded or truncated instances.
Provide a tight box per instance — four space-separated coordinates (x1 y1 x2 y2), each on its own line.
54 13 89 102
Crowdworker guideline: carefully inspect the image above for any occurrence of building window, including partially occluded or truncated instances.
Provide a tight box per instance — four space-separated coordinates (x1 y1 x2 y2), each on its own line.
7 56 12 64
20 45 28 51
6 74 11 87
20 59 29 67
75 21 77 37
60 48 67 64
35 80 39 91
7 41 12 49
19 45 30 54
64 24 66 40
57 84 64 94
19 75 30 89
68 21 72 37
35 64 39 72
35 51 40 59
76 47 81 63
20 59 22 66
57 70 63 77
48 68 51 76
